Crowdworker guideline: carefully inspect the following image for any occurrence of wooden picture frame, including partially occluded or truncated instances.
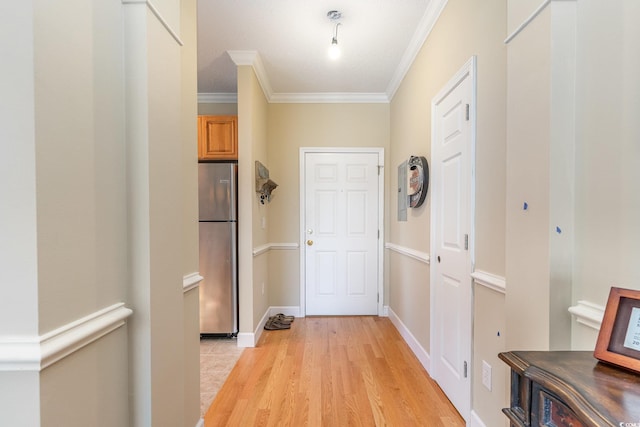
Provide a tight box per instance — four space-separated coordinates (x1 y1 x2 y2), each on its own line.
594 287 640 373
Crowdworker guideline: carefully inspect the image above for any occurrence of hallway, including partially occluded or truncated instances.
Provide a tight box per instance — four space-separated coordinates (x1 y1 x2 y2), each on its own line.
204 316 465 426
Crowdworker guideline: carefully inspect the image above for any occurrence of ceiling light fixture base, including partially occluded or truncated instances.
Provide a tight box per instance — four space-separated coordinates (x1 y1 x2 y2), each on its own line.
327 10 342 21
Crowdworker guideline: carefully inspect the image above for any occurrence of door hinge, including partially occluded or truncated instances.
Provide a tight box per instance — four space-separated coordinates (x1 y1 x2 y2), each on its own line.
465 104 470 121
378 165 382 175
464 361 468 378
464 234 469 250
377 293 380 303
378 230 380 239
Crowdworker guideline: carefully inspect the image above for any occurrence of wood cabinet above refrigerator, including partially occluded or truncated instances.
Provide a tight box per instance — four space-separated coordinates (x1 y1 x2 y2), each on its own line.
198 115 238 160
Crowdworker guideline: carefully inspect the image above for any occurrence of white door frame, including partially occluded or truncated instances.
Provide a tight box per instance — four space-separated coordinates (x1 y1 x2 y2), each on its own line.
429 56 476 421
299 147 385 317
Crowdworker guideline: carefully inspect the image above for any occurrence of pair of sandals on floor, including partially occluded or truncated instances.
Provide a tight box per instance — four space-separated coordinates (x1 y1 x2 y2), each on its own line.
264 313 295 330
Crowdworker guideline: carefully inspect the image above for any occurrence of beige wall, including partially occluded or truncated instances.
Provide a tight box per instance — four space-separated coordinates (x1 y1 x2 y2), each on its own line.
0 0 201 425
34 0 126 335
181 0 201 424
505 6 553 352
571 0 640 348
0 0 131 424
237 65 271 333
266 103 390 308
389 0 507 423
249 70 270 327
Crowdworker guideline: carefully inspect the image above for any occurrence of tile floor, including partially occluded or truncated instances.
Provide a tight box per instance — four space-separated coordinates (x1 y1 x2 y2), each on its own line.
200 337 244 416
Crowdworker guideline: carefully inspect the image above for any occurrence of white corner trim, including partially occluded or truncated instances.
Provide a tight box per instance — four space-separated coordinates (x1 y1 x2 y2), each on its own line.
386 0 449 99
183 272 203 292
195 418 205 427
269 92 389 104
238 308 271 348
504 0 551 44
236 332 255 348
238 306 302 348
0 303 133 371
471 270 506 294
568 300 604 331
469 410 488 427
252 244 270 257
121 0 183 46
198 93 237 104
227 50 274 101
388 308 431 374
385 242 430 264
253 242 299 257
381 305 389 317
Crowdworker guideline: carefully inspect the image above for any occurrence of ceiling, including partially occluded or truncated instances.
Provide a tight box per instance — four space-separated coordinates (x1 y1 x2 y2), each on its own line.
197 0 444 103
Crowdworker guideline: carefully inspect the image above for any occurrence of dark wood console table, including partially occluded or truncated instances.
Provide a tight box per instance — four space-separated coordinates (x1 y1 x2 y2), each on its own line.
499 351 640 426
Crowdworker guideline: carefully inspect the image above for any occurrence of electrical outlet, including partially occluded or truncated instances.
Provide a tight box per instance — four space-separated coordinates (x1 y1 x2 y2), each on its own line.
261 217 266 229
261 282 265 295
482 360 492 391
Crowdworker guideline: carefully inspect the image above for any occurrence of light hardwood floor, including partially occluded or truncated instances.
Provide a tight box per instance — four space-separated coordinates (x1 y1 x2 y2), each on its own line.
204 316 465 426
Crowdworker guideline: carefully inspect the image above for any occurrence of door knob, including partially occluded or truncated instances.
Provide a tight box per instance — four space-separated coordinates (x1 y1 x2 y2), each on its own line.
307 240 314 246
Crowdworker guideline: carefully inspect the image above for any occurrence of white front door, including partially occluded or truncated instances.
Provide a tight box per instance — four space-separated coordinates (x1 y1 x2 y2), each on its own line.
430 57 475 421
302 150 381 316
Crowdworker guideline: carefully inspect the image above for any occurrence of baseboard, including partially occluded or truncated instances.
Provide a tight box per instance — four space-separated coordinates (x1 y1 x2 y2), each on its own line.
388 307 431 375
381 305 389 317
236 332 254 348
469 410 488 427
237 306 301 348
195 418 204 427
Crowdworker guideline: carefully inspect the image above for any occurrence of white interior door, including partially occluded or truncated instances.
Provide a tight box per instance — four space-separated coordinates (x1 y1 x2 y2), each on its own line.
430 57 475 422
302 151 380 316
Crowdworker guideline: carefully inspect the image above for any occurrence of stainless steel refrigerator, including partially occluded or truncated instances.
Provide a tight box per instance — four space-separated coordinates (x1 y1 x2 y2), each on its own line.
198 163 238 336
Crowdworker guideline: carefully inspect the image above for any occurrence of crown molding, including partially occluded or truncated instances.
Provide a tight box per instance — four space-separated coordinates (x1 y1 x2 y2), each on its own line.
386 0 448 100
212 0 450 106
269 92 389 104
122 0 183 46
227 50 274 101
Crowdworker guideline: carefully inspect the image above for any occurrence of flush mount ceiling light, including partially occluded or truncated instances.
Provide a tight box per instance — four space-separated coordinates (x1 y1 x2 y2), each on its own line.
327 10 342 60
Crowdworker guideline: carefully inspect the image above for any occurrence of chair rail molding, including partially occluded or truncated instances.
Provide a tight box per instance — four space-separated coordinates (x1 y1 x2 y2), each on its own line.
568 300 604 331
0 303 133 371
471 270 506 294
183 272 203 293
385 242 430 264
253 242 299 257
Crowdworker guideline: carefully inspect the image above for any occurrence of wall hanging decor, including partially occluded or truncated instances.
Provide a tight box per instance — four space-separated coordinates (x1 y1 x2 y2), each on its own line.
255 160 278 204
407 155 429 208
